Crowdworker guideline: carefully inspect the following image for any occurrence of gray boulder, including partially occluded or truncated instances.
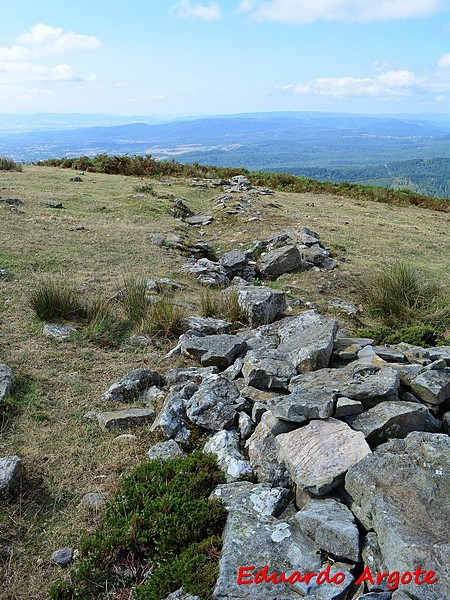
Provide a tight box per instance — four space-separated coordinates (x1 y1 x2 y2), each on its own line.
163 589 200 600
183 316 232 335
277 311 338 373
299 227 321 245
211 482 324 599
242 350 296 390
151 382 196 439
410 368 450 405
103 368 164 402
276 418 371 495
342 367 401 408
203 429 252 482
52 547 73 567
345 401 430 446
186 375 242 430
43 323 77 340
257 244 303 279
97 407 156 430
165 366 218 385
0 364 15 405
361 532 390 593
272 387 337 422
183 334 247 370
335 397 363 418
148 440 184 461
186 258 229 287
295 498 360 562
345 432 450 600
234 285 286 326
0 456 22 494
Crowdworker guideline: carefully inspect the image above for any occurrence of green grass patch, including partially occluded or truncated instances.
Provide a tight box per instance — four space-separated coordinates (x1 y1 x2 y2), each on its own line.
49 453 227 600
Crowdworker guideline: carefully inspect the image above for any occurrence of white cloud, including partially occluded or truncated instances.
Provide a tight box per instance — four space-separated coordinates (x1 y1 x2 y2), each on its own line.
0 61 80 83
437 53 450 68
17 23 101 56
171 0 223 21
285 65 450 99
238 0 446 24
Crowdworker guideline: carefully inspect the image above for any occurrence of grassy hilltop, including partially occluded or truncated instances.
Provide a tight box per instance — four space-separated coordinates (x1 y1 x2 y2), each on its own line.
0 161 449 598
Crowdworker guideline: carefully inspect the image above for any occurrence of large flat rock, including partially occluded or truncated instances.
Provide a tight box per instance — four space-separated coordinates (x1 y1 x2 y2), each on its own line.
345 432 450 600
0 455 22 494
183 334 247 370
0 363 15 405
276 418 371 495
235 285 286 326
277 311 338 373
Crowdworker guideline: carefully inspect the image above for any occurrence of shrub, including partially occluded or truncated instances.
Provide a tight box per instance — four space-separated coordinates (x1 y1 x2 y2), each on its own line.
133 183 156 195
28 278 86 322
49 453 227 600
356 325 443 347
0 156 22 171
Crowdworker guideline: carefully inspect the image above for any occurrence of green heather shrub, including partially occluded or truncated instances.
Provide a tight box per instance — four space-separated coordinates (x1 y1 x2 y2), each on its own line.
49 453 227 600
356 324 443 347
358 262 450 343
0 156 22 171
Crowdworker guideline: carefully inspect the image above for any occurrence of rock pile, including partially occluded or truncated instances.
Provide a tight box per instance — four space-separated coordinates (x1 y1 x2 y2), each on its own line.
185 227 337 288
98 297 450 599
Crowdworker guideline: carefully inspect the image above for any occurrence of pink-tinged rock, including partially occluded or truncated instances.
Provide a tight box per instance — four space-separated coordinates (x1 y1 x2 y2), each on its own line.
275 418 371 495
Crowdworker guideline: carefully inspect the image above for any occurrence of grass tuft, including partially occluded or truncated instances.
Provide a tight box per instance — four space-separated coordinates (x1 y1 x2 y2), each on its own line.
147 297 186 338
358 261 450 339
200 288 246 325
28 278 87 322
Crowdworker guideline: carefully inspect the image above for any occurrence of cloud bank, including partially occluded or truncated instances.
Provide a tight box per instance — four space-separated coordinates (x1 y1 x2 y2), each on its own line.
238 0 446 23
171 0 223 21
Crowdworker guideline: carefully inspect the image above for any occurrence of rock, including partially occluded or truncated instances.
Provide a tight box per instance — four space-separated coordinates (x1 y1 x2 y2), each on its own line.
151 382 196 439
186 375 242 430
299 227 321 245
0 363 15 405
81 492 110 509
424 346 450 365
290 562 354 599
234 285 286 326
165 366 218 385
444 412 450 434
0 456 22 494
355 594 392 600
356 345 388 368
163 589 200 600
334 337 374 360
295 498 360 562
220 249 249 279
172 198 193 218
0 269 7 277
257 244 303 279
372 346 406 362
148 439 184 461
251 401 267 424
97 407 156 430
103 368 164 402
182 334 247 370
186 258 229 287
203 429 252 482
183 316 232 335
184 215 213 226
43 323 77 340
335 397 364 418
328 299 359 315
69 176 82 182
276 418 371 495
222 356 244 381
0 197 24 206
272 387 337 422
301 246 329 266
52 547 73 567
211 482 324 599
277 311 338 373
410 368 450 405
361 532 390 593
342 367 401 409
345 432 450 600
242 350 296 390
42 200 64 208
345 401 430 447
238 411 254 439
246 414 295 487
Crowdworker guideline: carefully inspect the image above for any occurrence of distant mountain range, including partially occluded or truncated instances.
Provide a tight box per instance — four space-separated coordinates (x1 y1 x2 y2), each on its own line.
1 111 449 198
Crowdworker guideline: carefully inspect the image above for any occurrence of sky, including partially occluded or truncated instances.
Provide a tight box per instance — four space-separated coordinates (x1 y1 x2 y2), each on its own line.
1 0 450 117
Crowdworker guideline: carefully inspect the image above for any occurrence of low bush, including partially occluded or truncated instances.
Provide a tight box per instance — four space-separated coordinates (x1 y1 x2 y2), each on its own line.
49 453 227 600
0 156 22 171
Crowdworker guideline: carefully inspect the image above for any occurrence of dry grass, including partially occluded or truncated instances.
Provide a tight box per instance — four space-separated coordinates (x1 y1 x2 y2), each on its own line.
0 165 449 598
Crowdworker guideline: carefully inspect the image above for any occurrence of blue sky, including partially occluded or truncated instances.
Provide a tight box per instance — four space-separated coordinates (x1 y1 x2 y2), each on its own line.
1 0 450 116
